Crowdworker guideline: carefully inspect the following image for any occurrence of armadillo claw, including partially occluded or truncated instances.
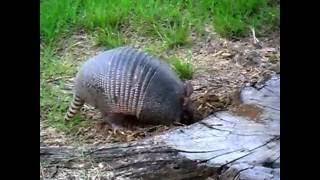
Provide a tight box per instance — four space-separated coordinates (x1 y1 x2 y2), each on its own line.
110 124 126 135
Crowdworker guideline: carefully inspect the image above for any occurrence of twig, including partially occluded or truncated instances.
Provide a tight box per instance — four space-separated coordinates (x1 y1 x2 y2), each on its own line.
205 102 214 108
173 122 186 126
250 26 262 49
65 41 83 52
46 77 64 83
50 166 58 178
40 162 47 180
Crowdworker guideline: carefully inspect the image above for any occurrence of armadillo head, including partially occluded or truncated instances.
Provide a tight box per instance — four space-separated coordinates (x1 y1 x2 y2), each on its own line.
179 81 195 125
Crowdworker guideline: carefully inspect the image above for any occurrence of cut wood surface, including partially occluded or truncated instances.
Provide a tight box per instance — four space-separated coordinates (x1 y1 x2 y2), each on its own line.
40 75 280 180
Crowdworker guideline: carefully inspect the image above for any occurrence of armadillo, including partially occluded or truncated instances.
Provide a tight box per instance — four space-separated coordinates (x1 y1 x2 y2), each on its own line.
64 46 194 129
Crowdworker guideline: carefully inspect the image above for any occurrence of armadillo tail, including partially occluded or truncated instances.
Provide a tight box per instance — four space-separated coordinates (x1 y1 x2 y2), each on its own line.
64 95 84 121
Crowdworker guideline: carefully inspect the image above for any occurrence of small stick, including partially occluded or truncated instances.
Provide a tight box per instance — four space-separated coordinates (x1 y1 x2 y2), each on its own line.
250 26 262 49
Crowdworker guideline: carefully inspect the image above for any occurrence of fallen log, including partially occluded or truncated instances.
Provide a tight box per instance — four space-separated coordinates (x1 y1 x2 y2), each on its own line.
40 75 280 180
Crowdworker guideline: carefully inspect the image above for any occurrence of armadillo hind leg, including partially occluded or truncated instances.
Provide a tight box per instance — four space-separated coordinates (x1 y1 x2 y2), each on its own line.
64 95 84 121
103 113 131 132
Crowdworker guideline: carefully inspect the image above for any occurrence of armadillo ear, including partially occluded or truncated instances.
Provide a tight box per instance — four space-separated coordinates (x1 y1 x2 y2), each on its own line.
184 81 193 97
182 97 189 107
180 96 188 107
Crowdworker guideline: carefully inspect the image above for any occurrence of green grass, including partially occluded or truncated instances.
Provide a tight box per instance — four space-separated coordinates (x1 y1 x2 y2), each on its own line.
40 0 279 132
157 22 191 48
95 27 126 48
79 0 132 30
41 0 279 45
41 80 88 133
40 0 81 44
212 0 279 37
40 47 88 132
168 55 194 80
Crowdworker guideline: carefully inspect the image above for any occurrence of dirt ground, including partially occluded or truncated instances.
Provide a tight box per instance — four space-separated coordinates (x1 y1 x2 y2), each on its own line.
40 29 280 147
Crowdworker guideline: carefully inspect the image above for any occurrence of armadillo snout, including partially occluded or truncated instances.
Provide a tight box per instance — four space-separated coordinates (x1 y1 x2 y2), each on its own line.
179 96 195 125
180 106 194 125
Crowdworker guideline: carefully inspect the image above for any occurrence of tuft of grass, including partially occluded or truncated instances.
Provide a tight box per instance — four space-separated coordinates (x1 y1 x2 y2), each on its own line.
130 0 193 47
159 22 191 48
143 43 167 55
40 47 75 79
168 55 194 80
79 0 132 31
95 27 126 48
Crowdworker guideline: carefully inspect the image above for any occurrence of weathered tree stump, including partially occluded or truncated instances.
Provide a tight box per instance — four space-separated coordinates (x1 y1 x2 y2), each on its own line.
40 75 280 180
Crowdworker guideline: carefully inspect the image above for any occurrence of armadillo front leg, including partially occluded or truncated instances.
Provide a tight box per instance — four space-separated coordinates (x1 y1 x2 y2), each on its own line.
103 113 128 133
